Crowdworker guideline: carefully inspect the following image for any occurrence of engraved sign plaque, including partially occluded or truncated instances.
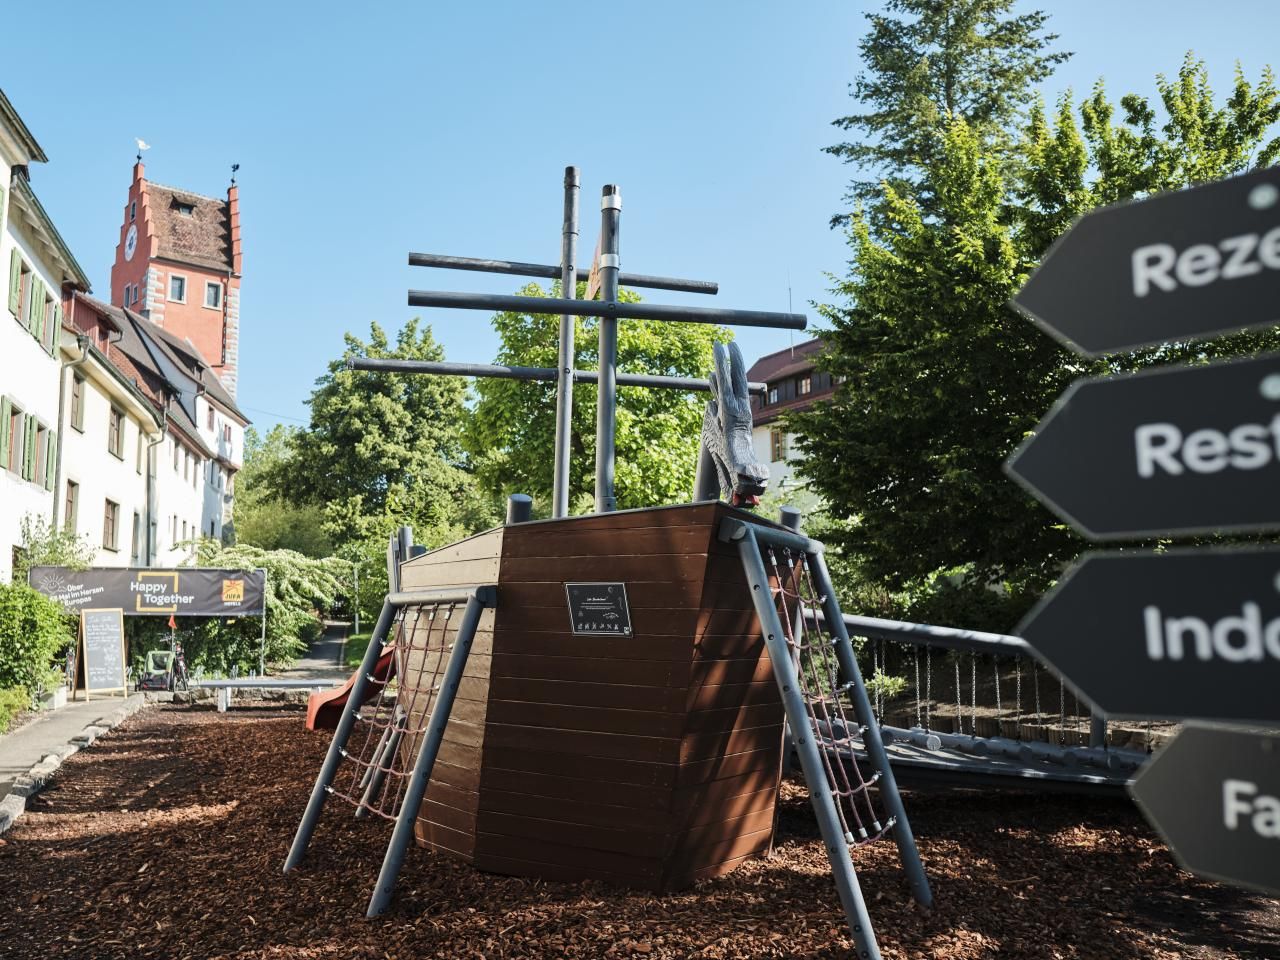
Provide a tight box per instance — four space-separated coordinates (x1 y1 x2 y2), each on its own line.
565 582 632 636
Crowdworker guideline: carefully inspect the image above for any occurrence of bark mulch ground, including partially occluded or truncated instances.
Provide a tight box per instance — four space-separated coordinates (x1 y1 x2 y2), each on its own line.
1 705 1277 960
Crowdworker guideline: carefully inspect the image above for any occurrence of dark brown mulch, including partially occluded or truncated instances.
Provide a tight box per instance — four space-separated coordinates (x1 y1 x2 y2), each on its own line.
0 705 1276 960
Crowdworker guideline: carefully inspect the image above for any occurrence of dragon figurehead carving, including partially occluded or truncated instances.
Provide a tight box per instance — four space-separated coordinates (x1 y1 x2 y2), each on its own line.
694 341 769 507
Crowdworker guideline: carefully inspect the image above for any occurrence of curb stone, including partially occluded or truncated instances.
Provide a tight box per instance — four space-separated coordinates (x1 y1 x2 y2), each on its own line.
0 692 149 838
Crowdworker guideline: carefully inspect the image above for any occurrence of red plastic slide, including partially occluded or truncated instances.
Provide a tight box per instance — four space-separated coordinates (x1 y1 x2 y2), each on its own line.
306 644 397 731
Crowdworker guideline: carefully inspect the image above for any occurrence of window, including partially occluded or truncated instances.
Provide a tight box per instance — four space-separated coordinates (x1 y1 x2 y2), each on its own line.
70 375 85 431
131 284 140 305
205 282 222 309
767 386 778 405
175 201 194 216
33 424 49 486
108 407 124 458
209 520 215 538
5 402 23 473
169 275 186 303
181 519 188 541
131 512 142 563
207 406 214 429
798 376 812 396
184 449 190 480
223 424 230 443
770 427 787 463
103 499 119 551
136 430 144 473
129 200 136 222
171 514 177 544
192 457 199 488
64 480 78 530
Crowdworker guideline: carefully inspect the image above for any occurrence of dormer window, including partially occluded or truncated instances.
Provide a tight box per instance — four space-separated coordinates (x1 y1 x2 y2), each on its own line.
175 201 195 216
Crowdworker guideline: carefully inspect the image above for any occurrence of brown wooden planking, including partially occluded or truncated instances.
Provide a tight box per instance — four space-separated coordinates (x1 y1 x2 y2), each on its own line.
675 746 783 787
661 828 774 888
472 832 662 882
502 553 712 584
685 680 780 712
667 849 763 888
498 580 712 612
488 676 689 713
419 796 478 836
480 745 680 790
492 603 762 640
680 722 784 764
485 699 687 738
413 818 476 860
490 652 683 687
488 631 693 664
477 764 672 811
501 524 719 560
473 851 662 889
477 786 674 832
427 758 481 795
476 810 671 858
406 526 504 566
691 656 776 687
482 722 678 764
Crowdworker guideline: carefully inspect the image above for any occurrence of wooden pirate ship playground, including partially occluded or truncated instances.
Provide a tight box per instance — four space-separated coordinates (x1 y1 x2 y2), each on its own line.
282 167 1144 960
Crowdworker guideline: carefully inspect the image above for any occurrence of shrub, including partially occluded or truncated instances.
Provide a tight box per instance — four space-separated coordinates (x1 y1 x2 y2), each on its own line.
0 582 75 692
0 686 30 734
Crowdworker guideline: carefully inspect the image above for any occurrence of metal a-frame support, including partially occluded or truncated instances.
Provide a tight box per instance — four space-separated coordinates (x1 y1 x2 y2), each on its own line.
282 584 496 917
721 517 931 960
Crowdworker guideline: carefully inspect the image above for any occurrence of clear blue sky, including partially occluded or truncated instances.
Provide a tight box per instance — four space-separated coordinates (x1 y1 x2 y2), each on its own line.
5 1 1277 431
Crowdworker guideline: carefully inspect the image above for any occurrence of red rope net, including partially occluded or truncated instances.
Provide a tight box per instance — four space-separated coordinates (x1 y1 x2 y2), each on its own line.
325 602 461 821
766 544 895 847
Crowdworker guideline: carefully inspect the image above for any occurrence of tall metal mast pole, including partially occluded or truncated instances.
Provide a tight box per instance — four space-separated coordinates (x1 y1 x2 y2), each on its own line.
552 167 579 518
594 185 621 513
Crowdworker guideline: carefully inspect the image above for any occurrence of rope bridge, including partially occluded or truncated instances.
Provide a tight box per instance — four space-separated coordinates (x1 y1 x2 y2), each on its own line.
283 586 496 917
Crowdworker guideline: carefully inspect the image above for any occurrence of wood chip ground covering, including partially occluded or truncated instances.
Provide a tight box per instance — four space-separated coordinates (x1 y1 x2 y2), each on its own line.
1 705 1277 959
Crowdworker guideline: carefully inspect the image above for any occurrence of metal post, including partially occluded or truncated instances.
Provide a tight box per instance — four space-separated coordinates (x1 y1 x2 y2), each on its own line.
734 525 883 960
393 526 413 592
807 548 934 909
553 167 579 518
1090 712 1107 748
284 598 398 873
367 591 488 916
353 562 360 636
506 493 533 524
595 185 621 513
779 506 803 532
257 569 269 677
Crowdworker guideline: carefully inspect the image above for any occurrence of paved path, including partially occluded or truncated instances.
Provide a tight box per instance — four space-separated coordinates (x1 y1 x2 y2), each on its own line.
0 695 140 804
280 620 351 682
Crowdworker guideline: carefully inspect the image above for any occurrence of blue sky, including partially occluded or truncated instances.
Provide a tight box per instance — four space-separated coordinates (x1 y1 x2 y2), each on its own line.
5 1 1277 431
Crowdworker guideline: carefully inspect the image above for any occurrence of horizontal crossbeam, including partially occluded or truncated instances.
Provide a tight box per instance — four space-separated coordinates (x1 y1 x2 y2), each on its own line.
408 252 718 295
407 289 807 330
348 357 767 396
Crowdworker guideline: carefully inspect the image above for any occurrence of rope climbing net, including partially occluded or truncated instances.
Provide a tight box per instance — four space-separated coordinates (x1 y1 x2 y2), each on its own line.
766 544 895 847
326 601 465 821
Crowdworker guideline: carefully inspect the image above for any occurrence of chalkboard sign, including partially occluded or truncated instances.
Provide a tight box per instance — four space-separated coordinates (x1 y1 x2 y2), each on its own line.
565 583 632 636
79 608 126 699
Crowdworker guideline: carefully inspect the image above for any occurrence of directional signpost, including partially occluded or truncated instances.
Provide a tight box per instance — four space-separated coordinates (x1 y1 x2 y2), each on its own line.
1130 725 1280 896
1013 166 1280 355
1017 547 1280 724
1007 166 1280 899
1007 353 1280 540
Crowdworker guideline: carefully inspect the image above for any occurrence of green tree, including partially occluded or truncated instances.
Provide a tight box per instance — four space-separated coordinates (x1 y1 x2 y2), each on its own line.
464 282 729 512
794 53 1280 631
826 0 1069 219
281 320 497 549
231 425 333 557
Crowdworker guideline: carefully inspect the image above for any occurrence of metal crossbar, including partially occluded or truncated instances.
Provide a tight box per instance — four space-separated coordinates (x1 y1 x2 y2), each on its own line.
283 585 496 917
720 518 931 960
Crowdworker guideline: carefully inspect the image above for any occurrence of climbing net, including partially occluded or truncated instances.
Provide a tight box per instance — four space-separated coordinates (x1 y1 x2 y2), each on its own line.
326 601 465 821
766 544 895 847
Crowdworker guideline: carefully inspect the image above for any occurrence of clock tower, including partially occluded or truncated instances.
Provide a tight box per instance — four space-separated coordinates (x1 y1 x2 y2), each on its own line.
109 159 242 398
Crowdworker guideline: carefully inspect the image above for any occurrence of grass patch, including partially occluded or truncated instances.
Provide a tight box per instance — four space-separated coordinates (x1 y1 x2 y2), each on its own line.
0 686 30 734
344 632 374 669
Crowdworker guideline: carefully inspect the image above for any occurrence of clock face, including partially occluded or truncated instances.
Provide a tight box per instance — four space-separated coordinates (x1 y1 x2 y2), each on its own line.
124 224 138 261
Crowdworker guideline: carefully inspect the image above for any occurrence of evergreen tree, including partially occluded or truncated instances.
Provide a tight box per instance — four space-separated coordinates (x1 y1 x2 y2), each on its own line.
827 0 1069 220
794 53 1279 631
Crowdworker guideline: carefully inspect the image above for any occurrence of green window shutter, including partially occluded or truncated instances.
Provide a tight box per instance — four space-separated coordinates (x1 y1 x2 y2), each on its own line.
47 301 61 355
7 249 18 315
33 279 46 339
44 429 57 491
0 398 9 469
27 277 41 333
22 415 34 480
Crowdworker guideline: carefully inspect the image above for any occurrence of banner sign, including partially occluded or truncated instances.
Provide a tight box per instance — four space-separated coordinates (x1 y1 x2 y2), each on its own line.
29 566 266 617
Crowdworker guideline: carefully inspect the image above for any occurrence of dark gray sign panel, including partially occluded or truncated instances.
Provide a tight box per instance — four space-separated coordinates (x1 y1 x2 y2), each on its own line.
1006 353 1280 540
1017 547 1280 724
565 582 632 636
29 566 266 617
1013 167 1280 356
80 608 126 695
1130 724 1280 896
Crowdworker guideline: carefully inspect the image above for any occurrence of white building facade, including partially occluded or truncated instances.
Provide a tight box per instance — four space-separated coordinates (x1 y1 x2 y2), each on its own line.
0 93 92 582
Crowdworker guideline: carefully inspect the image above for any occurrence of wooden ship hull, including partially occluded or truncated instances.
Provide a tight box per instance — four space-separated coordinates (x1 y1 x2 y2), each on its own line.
396 501 787 891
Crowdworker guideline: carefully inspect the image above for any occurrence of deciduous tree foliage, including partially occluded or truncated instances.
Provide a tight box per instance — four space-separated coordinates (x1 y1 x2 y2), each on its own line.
231 425 333 558
465 283 730 513
794 42 1280 630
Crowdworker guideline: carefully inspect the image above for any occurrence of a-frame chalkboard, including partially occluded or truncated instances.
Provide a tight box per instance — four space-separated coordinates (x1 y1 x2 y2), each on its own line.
77 608 127 700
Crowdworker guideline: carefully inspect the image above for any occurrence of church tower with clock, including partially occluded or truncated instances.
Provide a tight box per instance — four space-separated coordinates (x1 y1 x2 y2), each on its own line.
109 159 242 397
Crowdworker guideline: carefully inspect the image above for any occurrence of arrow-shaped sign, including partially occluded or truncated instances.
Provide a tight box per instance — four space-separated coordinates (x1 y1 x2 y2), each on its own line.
1006 352 1280 540
1013 167 1280 356
1130 724 1280 896
1017 547 1280 724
